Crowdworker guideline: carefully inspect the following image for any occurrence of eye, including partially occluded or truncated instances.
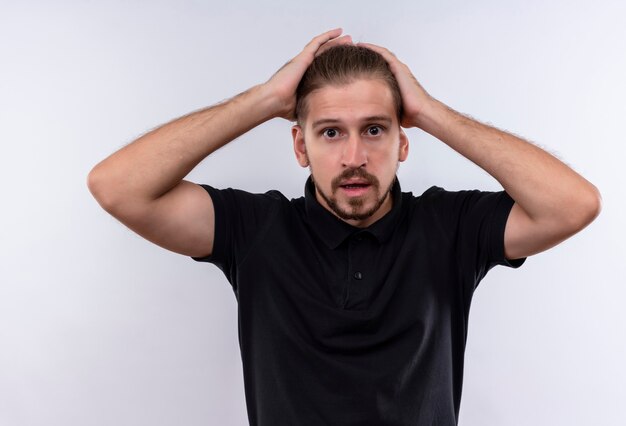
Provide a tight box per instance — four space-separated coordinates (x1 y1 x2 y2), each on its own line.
322 128 339 138
366 125 383 136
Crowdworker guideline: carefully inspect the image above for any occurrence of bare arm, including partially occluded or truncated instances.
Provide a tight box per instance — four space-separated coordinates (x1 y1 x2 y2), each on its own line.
87 28 353 258
87 86 275 257
359 42 602 260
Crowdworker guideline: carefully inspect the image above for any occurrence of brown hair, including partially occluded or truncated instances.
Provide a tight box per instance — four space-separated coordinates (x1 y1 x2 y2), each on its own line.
295 45 403 126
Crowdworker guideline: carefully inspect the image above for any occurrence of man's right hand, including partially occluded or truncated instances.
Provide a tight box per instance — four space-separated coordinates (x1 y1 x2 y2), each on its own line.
263 28 353 121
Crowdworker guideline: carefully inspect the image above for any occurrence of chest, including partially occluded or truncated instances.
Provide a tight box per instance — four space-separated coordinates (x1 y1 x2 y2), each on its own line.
237 214 458 315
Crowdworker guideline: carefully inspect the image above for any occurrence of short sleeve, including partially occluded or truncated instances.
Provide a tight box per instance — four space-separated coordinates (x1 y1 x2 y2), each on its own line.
423 186 526 289
190 184 281 291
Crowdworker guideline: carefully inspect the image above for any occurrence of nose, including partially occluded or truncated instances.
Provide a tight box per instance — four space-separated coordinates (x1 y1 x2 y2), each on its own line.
341 134 368 168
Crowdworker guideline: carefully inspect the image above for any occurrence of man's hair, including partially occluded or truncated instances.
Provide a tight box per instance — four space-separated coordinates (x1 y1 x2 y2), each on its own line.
295 45 403 126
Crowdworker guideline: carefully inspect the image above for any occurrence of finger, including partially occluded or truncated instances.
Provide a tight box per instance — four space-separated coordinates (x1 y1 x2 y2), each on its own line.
357 42 409 75
356 42 397 61
324 34 353 47
315 34 353 57
302 28 344 56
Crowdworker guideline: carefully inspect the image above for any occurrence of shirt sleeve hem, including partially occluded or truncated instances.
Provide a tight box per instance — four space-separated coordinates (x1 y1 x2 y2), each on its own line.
495 192 527 269
190 184 224 264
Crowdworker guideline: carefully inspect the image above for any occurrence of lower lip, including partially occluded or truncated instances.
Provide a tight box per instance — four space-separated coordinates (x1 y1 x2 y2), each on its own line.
340 185 371 197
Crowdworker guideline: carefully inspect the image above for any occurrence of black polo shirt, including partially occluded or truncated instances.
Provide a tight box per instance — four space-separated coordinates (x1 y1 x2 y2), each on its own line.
192 177 525 426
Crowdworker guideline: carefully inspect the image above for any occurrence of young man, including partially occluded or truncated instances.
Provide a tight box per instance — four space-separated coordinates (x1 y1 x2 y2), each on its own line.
88 29 601 425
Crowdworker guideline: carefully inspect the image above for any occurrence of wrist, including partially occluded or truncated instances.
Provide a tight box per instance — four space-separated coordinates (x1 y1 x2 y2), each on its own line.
404 95 437 129
236 84 284 122
258 80 298 121
410 97 448 131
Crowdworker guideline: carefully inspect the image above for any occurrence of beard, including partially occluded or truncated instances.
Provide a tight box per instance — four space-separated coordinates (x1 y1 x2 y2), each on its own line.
311 167 395 221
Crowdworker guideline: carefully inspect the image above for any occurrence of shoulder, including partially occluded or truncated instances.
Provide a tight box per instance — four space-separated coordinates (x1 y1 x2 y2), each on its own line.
415 185 482 199
402 185 462 202
196 183 285 199
197 184 288 208
402 185 466 210
401 184 513 227
195 184 296 235
407 185 506 207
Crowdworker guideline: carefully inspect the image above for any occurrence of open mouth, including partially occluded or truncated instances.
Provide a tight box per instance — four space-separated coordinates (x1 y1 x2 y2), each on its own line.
338 182 372 196
340 183 370 189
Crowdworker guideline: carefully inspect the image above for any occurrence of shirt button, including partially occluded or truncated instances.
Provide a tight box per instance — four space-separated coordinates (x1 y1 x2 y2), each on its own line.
353 271 363 280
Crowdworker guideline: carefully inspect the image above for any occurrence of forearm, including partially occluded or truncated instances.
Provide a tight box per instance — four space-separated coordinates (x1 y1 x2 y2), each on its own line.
88 84 276 207
415 98 601 225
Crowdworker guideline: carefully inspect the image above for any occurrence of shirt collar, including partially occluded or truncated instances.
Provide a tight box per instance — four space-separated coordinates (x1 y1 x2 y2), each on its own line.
304 175 403 249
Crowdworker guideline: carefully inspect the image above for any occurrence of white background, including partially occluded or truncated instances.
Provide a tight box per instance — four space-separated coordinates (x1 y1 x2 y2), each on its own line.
1 1 624 425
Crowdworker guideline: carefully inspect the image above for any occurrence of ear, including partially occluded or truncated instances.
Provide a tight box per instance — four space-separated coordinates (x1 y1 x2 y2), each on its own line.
292 124 309 167
398 128 409 162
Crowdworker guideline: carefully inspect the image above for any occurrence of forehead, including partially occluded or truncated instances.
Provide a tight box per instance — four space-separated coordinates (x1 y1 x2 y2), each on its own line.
304 79 397 128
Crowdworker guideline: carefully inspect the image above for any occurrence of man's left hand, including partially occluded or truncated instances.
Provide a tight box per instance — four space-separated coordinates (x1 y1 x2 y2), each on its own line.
357 42 433 129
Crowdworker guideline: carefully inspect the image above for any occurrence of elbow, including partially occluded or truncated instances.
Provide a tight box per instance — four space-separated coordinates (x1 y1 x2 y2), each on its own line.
569 183 602 232
583 183 602 224
590 184 603 218
87 165 152 221
87 165 120 214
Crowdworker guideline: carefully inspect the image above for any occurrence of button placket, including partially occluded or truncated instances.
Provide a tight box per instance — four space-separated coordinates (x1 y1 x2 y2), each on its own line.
345 233 370 309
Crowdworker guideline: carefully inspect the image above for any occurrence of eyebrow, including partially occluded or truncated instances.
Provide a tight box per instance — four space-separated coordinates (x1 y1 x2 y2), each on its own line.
311 115 393 129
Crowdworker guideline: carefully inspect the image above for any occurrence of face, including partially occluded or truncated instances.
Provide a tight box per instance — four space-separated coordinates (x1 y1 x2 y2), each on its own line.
292 78 409 228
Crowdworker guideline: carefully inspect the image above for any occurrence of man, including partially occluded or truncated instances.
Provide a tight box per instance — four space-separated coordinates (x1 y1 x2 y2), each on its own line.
88 29 601 425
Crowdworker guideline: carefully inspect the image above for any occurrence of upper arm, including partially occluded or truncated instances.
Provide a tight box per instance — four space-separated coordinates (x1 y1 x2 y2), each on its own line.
112 180 215 258
504 202 576 260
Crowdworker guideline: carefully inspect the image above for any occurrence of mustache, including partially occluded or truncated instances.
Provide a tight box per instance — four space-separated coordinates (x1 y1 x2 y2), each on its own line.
331 168 380 192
